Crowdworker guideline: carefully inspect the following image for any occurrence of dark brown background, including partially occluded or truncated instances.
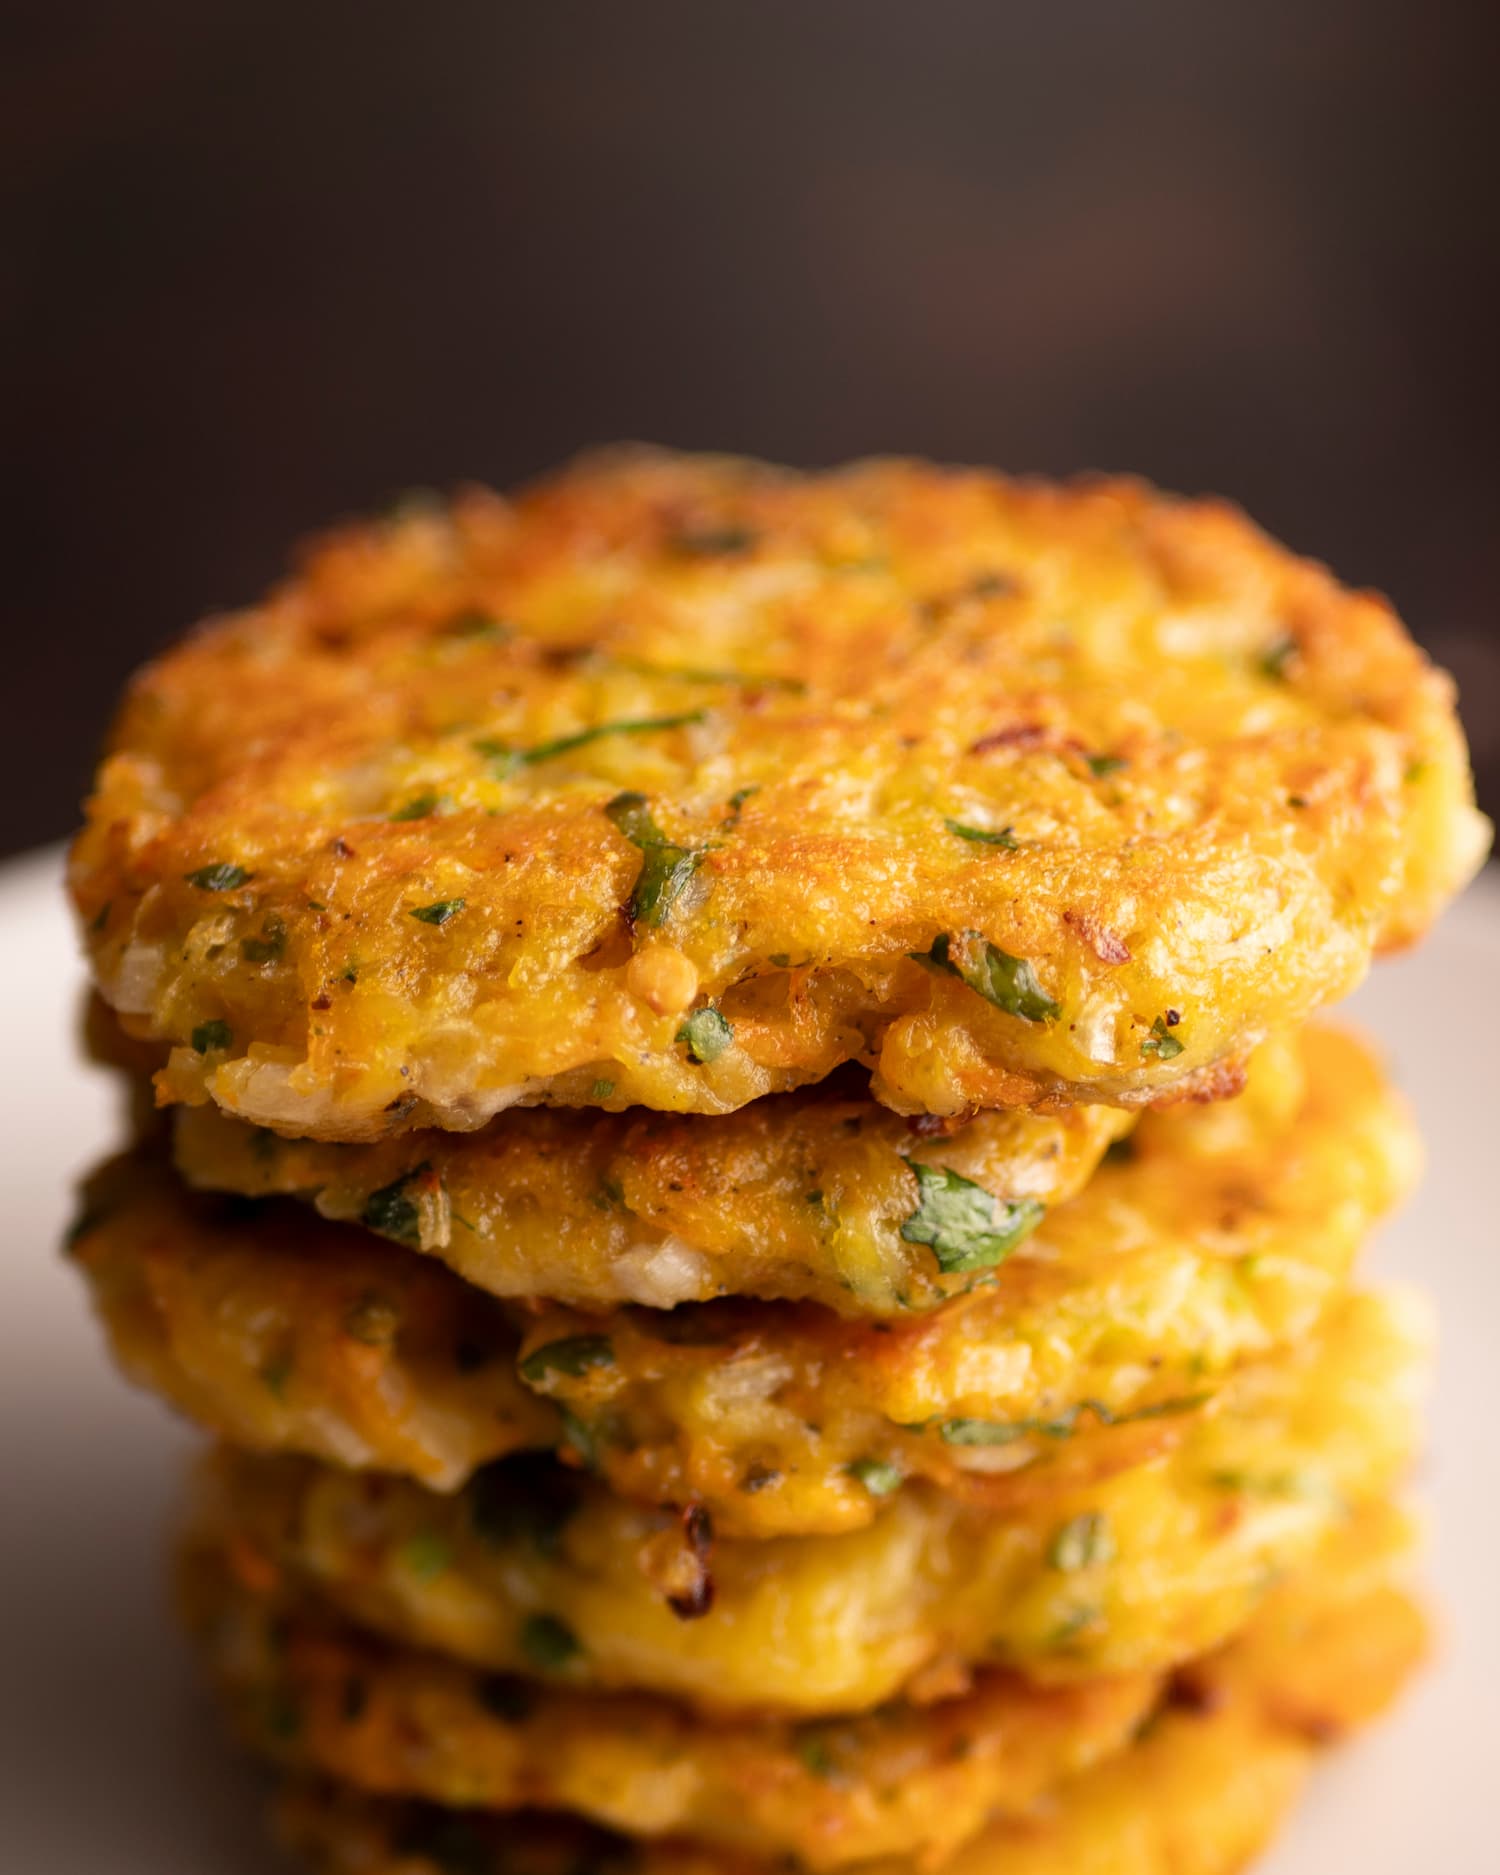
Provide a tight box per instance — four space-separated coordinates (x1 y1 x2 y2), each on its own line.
5 0 1498 859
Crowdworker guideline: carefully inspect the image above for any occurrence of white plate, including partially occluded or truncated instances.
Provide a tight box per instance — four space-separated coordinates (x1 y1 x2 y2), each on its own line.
2 846 1496 1872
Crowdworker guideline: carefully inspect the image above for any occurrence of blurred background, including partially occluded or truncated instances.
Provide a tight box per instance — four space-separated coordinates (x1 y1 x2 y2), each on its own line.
4 0 1498 859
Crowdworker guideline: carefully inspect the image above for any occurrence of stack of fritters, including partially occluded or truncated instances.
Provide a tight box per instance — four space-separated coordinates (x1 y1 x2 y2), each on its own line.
66 451 1489 1875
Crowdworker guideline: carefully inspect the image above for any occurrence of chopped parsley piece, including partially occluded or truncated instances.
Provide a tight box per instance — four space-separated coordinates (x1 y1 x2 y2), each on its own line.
519 1335 615 1384
912 931 1060 1023
931 1393 1204 1445
794 1731 837 1779
846 1457 904 1497
191 1019 233 1055
361 1167 431 1248
1047 1511 1115 1572
343 1292 400 1346
557 1406 601 1472
240 916 287 964
900 1163 1044 1273
184 862 252 892
677 1006 734 1063
669 523 758 556
390 791 446 821
591 1078 616 1099
1084 753 1128 778
1140 1014 1184 1060
410 897 466 925
401 1531 453 1583
476 710 704 776
519 1613 581 1671
1260 637 1297 680
605 791 701 926
944 818 1018 848
260 1348 294 1398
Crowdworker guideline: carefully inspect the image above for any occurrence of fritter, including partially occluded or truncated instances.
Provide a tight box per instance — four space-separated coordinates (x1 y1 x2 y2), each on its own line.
187 1288 1426 1716
172 1062 1126 1318
269 1500 1426 1875
84 1029 1416 1530
168 1020 1394 1322
70 450 1487 1138
183 1545 1154 1871
69 1153 555 1488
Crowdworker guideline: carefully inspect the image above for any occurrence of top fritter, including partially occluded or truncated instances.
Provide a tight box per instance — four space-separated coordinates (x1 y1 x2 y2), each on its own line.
71 450 1487 1139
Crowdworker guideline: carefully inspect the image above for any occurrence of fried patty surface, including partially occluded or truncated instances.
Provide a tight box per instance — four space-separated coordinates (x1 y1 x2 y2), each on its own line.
269 1501 1425 1875
172 1062 1126 1317
82 1028 1416 1528
168 1021 1391 1323
71 451 1488 1138
69 1153 556 1489
188 1288 1426 1716
184 1547 1154 1871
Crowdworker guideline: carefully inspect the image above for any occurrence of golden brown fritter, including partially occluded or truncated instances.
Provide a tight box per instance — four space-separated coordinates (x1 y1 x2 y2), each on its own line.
269 1500 1427 1875
70 451 1488 1137
69 1154 555 1488
81 1029 1417 1531
187 1288 1427 1717
168 1020 1396 1323
183 1544 1154 1871
172 1062 1126 1317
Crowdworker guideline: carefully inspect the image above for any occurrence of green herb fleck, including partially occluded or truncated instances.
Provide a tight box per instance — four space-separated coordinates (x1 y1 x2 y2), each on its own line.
944 819 1018 848
390 791 446 822
402 1530 453 1583
557 1406 601 1473
184 862 252 892
260 1348 295 1398
912 931 1060 1023
410 898 466 925
931 1392 1204 1446
1048 1511 1116 1572
794 1731 837 1779
343 1292 400 1346
361 1166 431 1248
677 1007 734 1063
900 1162 1044 1274
605 791 701 926
519 1613 581 1672
847 1457 904 1497
240 916 287 964
1260 637 1297 680
1085 753 1128 778
1050 1604 1102 1647
519 1335 616 1384
476 711 704 776
191 1019 233 1055
591 1078 616 1099
1140 1014 1184 1061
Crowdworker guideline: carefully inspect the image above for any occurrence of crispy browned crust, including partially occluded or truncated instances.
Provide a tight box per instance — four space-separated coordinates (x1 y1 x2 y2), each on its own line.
70 451 1488 1137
